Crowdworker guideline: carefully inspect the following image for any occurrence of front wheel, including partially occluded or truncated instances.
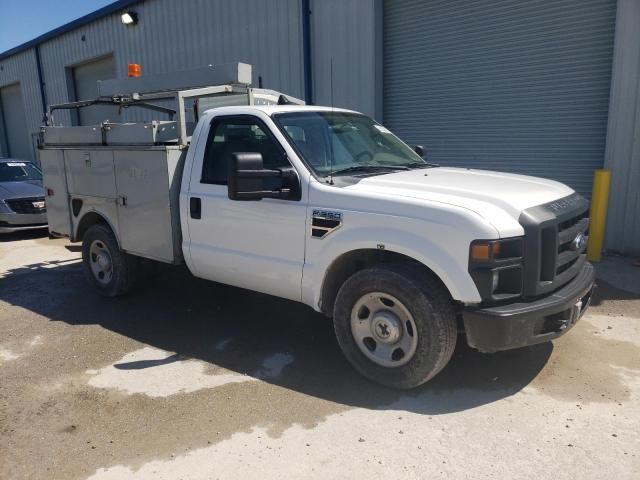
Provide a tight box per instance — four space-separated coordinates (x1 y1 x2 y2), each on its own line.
82 223 137 297
333 264 457 389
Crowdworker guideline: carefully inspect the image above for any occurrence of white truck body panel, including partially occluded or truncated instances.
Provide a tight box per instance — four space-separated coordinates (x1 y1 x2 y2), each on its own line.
180 109 311 301
344 167 573 237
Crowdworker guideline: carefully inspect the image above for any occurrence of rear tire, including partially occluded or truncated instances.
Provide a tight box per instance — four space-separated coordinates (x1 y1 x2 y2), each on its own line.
82 223 137 297
333 264 457 389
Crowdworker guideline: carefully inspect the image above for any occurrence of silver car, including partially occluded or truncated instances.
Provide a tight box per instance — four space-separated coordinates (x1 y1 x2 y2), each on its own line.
0 158 48 233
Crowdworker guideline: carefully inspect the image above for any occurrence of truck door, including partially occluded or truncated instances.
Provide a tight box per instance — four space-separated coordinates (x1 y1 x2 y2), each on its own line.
185 115 306 301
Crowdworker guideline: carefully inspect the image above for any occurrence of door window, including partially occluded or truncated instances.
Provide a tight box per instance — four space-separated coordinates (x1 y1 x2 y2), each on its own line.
201 117 290 185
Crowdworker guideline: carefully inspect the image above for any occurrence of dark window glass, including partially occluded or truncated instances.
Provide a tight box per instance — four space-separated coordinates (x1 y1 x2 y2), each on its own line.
201 117 289 185
0 162 42 182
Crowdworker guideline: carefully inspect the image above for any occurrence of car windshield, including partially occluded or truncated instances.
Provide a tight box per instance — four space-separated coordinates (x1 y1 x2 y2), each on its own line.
273 111 434 177
0 161 42 182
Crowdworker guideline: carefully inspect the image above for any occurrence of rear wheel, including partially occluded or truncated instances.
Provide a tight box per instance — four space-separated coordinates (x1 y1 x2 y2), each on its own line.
333 264 457 389
82 223 137 297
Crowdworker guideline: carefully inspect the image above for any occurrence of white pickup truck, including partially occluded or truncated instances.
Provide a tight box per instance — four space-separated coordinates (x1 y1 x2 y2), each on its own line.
40 64 594 388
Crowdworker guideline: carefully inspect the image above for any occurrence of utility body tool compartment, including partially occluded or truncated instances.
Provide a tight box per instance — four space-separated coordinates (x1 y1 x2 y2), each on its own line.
40 146 184 263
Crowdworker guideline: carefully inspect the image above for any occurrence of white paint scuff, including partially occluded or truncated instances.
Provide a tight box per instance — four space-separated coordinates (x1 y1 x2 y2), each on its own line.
0 348 19 363
256 352 294 378
0 336 43 366
86 347 294 397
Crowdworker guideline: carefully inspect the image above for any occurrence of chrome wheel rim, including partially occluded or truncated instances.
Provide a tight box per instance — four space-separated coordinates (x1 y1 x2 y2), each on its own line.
350 292 418 367
89 240 113 285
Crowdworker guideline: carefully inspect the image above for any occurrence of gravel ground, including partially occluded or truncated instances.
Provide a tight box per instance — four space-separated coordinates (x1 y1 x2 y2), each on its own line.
1 231 639 479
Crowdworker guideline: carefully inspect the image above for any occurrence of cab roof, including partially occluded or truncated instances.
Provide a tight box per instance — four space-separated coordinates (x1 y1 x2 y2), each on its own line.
202 105 359 117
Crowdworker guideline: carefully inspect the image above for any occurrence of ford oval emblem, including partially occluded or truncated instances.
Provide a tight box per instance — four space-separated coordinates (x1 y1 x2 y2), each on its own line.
571 232 587 251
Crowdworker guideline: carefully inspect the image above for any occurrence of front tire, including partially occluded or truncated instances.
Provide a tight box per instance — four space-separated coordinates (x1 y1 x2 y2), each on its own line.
333 264 457 389
82 223 137 297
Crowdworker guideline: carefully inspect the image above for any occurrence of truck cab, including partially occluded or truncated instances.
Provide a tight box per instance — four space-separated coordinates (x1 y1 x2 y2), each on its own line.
40 64 594 389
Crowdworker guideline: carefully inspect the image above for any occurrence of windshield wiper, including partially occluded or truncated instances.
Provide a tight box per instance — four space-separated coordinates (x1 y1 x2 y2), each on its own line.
404 161 440 169
327 165 410 176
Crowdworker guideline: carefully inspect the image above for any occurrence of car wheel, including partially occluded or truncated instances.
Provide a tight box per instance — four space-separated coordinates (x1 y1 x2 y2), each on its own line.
333 264 457 389
82 223 137 297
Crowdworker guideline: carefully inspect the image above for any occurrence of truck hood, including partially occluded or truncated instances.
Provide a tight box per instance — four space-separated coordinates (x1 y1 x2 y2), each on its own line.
0 180 45 200
344 167 574 220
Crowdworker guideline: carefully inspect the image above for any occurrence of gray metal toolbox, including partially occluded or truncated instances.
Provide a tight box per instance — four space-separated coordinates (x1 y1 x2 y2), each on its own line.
41 125 103 145
104 121 178 145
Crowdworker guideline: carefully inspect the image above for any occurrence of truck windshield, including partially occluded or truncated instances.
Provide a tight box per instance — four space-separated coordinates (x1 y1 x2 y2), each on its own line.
273 111 434 178
0 162 42 182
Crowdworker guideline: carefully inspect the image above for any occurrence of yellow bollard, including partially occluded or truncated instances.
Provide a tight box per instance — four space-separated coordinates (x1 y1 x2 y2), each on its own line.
586 169 611 262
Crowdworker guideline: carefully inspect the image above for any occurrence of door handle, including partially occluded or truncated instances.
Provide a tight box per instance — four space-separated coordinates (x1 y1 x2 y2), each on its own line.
190 197 201 219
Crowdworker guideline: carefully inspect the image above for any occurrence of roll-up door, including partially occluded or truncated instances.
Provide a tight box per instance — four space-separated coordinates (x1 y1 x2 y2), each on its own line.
72 55 118 126
0 83 31 161
383 0 617 196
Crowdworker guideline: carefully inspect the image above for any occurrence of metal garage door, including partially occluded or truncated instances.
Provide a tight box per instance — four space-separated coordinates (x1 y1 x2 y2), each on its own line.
383 0 617 196
0 83 31 161
72 55 118 126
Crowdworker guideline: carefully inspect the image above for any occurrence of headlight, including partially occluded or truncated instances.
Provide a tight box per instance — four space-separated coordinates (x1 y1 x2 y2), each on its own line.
469 237 524 302
0 200 12 214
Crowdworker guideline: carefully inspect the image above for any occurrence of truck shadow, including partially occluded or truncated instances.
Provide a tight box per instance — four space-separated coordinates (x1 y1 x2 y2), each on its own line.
0 260 553 415
0 229 48 242
591 278 640 305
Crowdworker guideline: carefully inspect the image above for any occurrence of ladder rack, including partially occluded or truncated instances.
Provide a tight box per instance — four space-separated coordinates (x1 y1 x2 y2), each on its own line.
41 63 304 148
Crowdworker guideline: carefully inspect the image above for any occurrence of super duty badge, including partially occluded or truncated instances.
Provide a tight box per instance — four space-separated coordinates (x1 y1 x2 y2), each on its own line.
311 210 343 239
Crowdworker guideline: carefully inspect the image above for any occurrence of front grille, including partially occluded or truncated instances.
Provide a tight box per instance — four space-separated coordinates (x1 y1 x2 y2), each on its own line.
556 212 589 273
520 193 590 298
5 197 47 214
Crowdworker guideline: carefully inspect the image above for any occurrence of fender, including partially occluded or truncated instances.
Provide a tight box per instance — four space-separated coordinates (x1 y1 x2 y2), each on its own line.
302 221 485 311
72 198 121 248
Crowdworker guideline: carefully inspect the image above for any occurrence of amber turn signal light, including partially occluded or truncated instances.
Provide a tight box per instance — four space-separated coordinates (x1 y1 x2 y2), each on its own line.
470 242 501 261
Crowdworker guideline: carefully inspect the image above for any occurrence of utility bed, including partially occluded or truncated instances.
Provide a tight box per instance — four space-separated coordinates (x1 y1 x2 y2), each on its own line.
39 62 303 263
41 145 185 262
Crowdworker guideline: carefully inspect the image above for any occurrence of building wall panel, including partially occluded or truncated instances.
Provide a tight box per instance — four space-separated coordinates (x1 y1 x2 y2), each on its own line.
310 0 381 119
0 48 42 161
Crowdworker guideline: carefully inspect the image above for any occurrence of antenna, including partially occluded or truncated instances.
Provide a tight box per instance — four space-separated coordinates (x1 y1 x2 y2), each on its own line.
330 58 334 111
328 57 335 185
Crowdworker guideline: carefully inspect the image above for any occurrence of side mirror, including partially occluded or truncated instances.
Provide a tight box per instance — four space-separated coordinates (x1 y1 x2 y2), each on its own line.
413 145 425 157
228 152 299 201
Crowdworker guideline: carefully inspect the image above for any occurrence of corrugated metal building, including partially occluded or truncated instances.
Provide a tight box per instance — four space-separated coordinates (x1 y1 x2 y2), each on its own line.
0 0 637 254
